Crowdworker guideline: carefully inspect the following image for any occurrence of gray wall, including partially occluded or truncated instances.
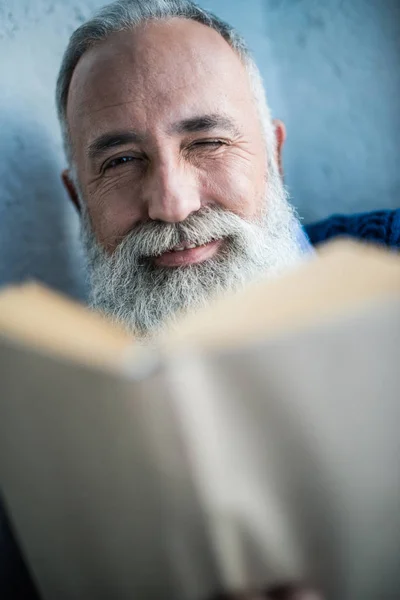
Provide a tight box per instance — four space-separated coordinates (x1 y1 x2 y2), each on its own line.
1 0 399 298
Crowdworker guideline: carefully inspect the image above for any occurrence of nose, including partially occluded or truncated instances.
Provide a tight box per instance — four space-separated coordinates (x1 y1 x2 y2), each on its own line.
144 157 201 223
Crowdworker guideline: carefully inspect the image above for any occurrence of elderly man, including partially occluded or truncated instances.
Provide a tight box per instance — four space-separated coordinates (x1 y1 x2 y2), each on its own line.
2 0 399 598
57 0 313 337
57 0 400 337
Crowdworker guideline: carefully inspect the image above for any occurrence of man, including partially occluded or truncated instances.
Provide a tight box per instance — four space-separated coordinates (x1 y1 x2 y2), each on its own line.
1 2 321 598
57 0 312 338
2 0 398 598
57 0 400 338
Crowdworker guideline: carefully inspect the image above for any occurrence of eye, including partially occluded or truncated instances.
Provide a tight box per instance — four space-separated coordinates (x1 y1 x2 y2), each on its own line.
103 155 140 171
191 139 226 149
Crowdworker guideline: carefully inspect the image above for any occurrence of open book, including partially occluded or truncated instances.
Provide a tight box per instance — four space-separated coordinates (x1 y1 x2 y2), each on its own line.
1 240 400 600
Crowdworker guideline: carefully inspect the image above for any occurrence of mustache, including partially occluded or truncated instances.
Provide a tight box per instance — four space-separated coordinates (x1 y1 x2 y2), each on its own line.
110 206 257 261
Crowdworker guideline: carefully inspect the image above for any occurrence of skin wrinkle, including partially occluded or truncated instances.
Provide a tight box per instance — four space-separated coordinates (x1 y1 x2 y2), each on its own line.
76 98 145 115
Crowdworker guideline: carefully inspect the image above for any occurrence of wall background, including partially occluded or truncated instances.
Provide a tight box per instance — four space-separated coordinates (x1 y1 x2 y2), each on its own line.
0 0 399 299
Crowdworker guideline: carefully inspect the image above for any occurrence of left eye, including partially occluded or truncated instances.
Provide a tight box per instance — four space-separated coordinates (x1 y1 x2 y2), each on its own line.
104 156 138 171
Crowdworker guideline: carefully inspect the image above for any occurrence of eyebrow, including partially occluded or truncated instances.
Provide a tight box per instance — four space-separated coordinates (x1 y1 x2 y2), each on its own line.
169 114 241 137
87 131 143 161
86 114 241 161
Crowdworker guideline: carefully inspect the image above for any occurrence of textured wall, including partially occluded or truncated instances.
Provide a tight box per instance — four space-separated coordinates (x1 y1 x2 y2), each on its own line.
0 0 399 297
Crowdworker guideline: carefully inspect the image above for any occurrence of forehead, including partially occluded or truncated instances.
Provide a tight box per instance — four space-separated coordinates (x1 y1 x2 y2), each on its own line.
66 18 255 144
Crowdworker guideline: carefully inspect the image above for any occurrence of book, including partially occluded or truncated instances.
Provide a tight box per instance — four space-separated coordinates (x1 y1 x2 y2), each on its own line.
0 239 400 600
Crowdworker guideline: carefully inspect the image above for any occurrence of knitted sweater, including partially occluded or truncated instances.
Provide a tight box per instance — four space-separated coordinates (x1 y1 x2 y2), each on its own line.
304 208 400 249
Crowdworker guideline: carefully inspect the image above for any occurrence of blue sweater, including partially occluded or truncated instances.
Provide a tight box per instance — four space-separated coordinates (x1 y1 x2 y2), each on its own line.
1 208 399 599
305 208 400 249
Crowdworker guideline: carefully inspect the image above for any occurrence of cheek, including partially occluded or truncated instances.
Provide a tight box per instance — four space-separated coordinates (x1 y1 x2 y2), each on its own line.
85 179 143 249
199 158 264 219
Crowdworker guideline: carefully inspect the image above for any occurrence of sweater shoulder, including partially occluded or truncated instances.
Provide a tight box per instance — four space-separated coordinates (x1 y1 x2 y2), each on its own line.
304 209 400 248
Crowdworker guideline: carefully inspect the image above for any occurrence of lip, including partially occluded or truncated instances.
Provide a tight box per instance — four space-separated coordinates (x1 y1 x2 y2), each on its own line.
154 239 222 267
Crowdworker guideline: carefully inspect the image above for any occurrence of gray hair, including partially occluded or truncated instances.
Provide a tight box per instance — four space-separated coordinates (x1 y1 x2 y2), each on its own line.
55 0 275 167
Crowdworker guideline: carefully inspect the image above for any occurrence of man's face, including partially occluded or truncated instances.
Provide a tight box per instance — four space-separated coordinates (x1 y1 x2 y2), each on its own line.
64 18 303 335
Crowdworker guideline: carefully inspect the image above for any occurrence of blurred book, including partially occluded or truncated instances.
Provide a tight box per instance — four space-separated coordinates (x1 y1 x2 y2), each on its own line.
0 239 400 600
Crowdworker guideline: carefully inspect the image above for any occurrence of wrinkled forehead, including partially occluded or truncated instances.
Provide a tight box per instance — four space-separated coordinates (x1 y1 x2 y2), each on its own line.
66 18 257 145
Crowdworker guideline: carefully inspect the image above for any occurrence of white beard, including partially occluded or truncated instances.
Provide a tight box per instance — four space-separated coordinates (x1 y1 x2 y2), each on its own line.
81 162 306 337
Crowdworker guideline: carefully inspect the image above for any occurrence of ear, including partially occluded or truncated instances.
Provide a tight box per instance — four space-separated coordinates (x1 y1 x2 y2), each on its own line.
272 119 286 178
61 169 81 213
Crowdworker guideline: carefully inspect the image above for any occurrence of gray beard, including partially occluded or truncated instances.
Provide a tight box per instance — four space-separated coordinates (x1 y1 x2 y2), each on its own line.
81 166 305 337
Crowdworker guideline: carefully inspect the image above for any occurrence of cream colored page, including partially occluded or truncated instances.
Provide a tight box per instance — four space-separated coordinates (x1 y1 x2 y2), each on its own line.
156 298 400 600
0 283 133 370
0 337 218 600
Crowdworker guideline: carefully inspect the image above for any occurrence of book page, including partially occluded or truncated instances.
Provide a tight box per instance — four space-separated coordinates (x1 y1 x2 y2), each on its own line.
0 335 219 600
0 283 134 370
157 298 400 599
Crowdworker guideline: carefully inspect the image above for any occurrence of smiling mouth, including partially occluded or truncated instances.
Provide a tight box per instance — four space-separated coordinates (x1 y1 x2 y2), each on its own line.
153 239 223 267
